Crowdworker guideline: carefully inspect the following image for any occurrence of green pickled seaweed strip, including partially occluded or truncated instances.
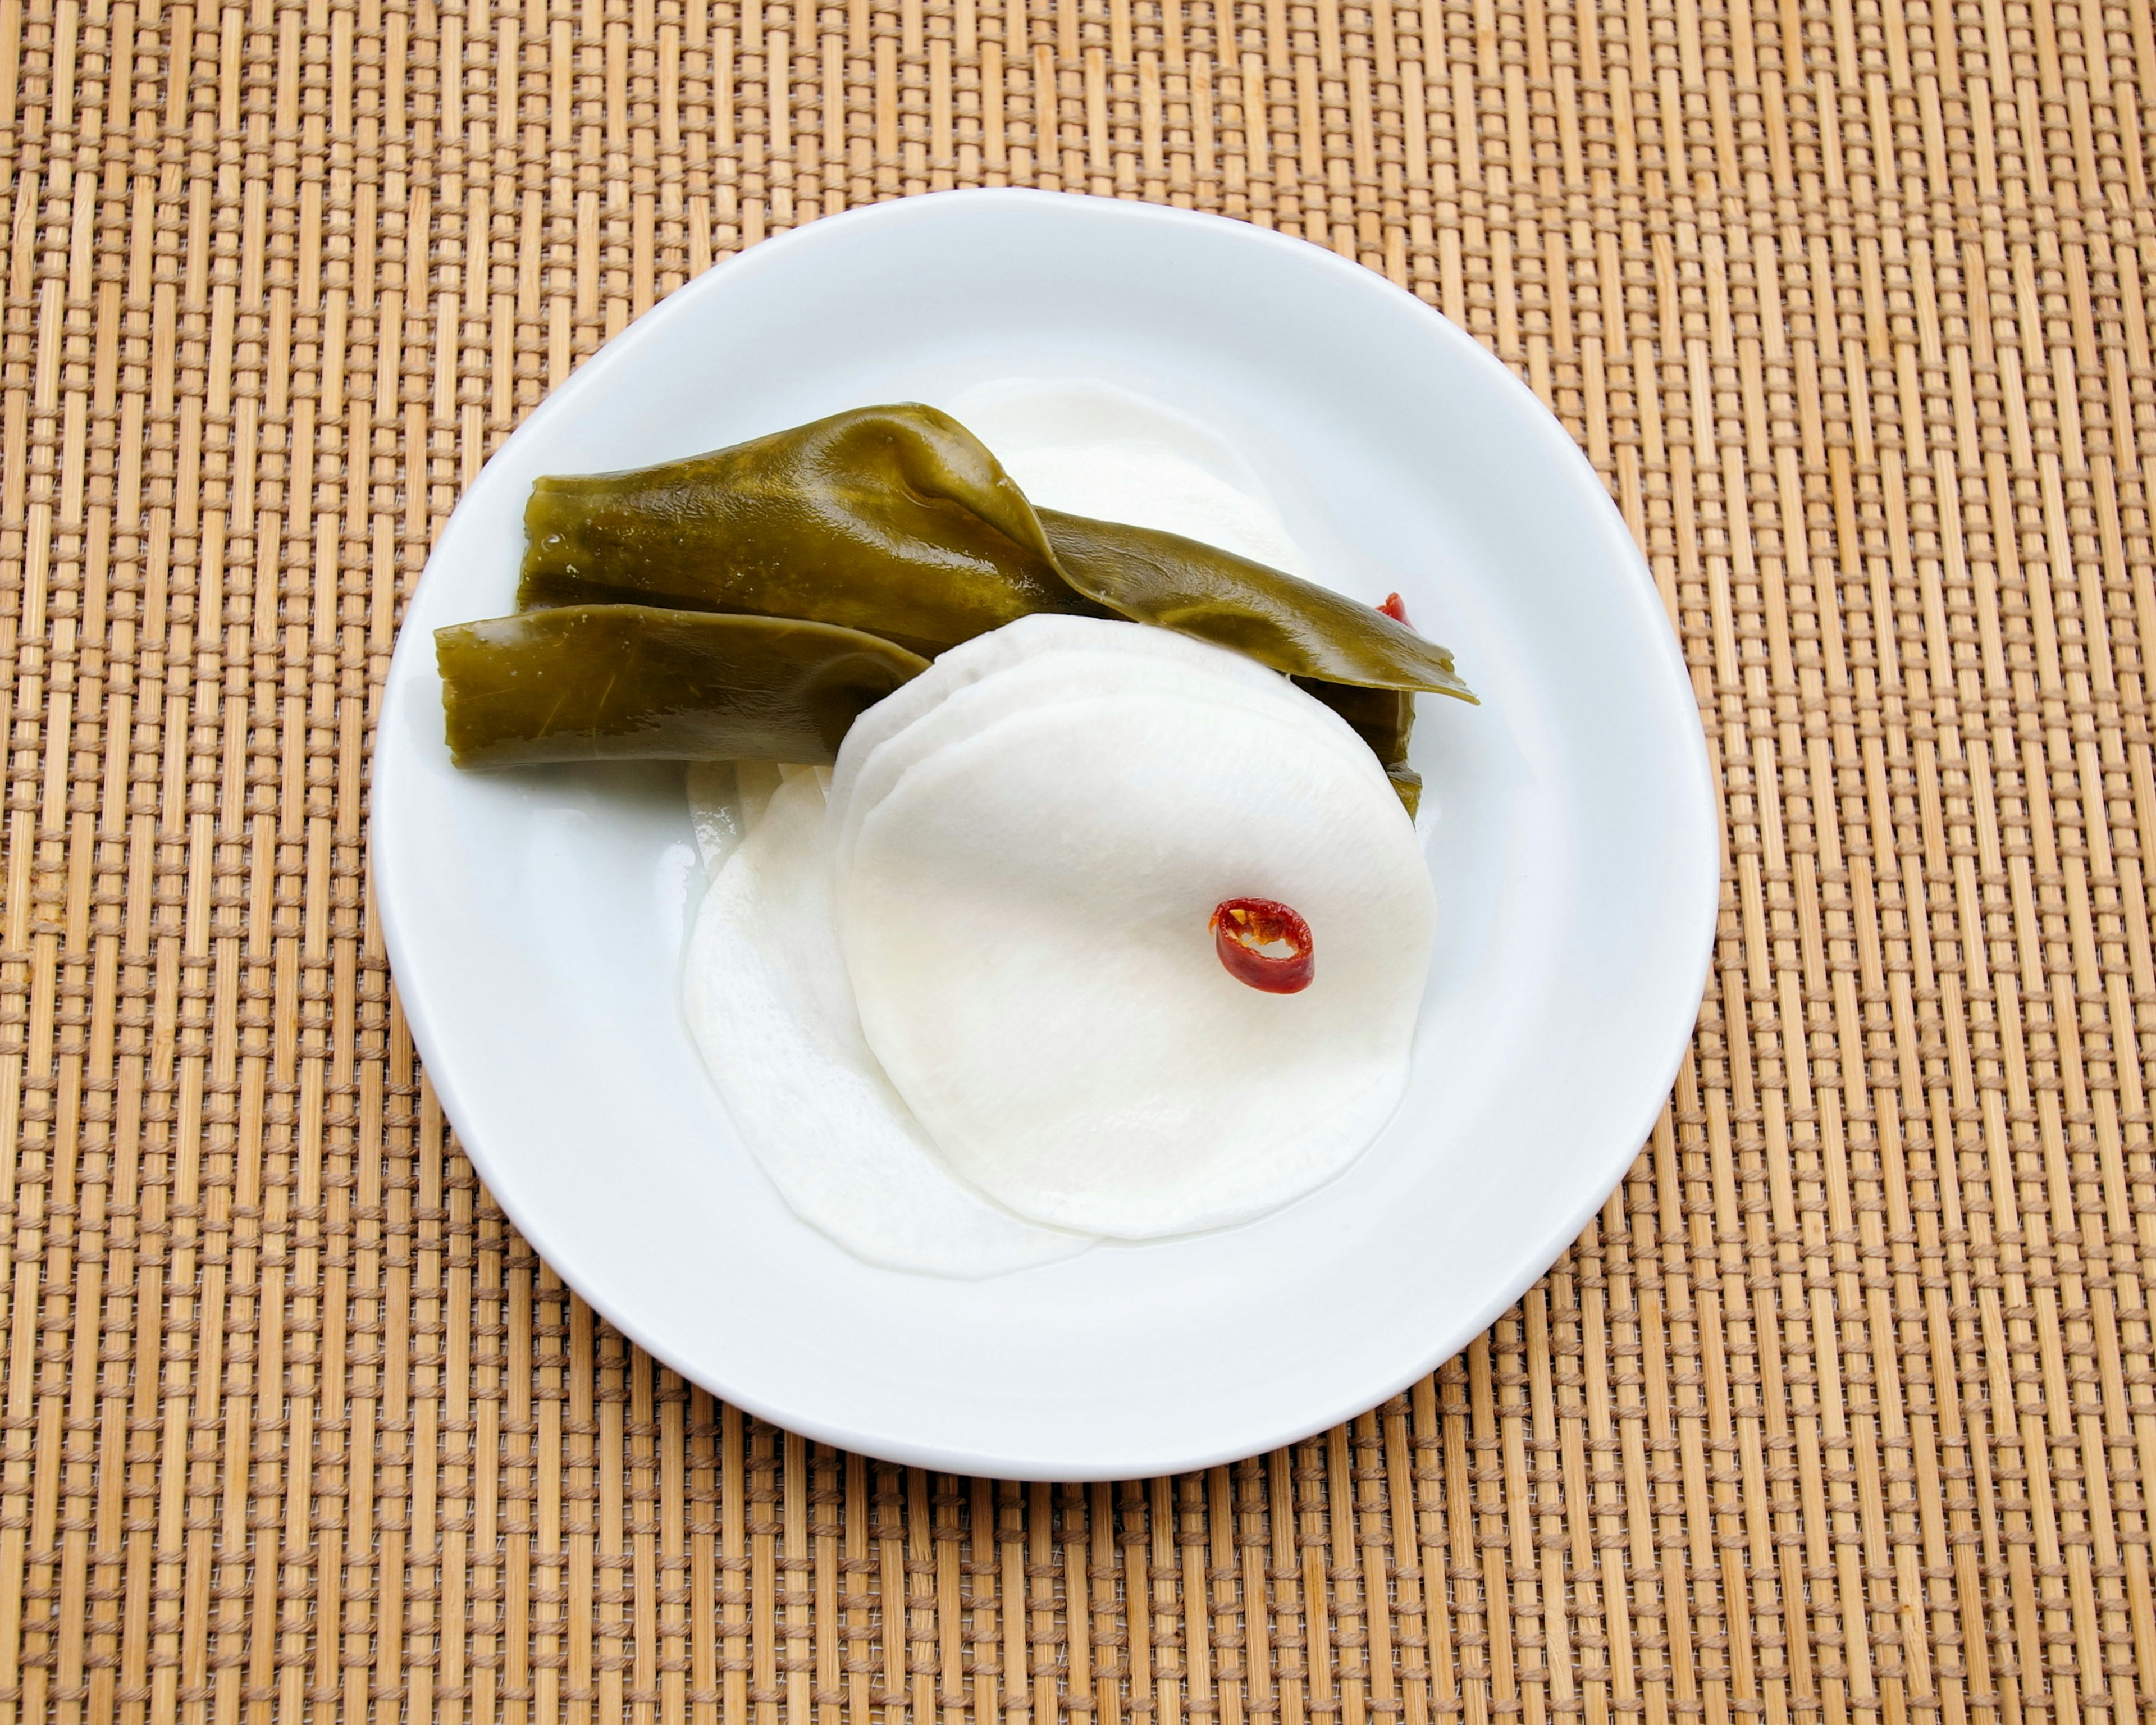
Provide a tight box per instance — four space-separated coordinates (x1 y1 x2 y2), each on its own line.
1297 678 1421 818
1384 763 1423 817
437 605 929 769
516 404 1475 705
494 405 1471 791
1039 510 1476 702
517 404 1107 650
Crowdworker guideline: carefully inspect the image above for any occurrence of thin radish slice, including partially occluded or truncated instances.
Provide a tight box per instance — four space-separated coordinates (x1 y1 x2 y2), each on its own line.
686 771 1094 1275
839 688 1433 1239
829 622 1385 892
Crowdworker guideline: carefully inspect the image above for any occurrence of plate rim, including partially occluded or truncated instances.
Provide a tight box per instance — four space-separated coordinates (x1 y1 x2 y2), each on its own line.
372 186 1721 1478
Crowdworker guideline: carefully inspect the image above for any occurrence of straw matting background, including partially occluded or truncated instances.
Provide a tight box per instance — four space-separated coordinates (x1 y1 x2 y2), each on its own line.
6 0 2154 1718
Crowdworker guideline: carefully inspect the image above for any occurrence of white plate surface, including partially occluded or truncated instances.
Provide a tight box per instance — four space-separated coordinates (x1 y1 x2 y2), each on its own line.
372 189 1719 1479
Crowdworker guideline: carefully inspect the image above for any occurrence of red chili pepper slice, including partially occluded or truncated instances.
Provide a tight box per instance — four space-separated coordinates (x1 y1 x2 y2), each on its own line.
1211 898 1315 994
1377 592 1413 626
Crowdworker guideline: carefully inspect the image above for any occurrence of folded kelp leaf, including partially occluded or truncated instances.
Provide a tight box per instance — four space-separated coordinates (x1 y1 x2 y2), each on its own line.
437 606 929 768
1038 511 1474 701
518 405 1107 652
517 405 1475 704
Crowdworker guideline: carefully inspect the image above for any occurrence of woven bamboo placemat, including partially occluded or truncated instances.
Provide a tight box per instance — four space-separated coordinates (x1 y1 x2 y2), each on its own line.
6 0 2154 1718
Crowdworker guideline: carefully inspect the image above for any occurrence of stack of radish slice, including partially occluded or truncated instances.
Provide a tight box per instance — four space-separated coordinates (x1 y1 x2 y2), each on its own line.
832 614 1435 1237
684 764 1088 1276
686 615 1435 1276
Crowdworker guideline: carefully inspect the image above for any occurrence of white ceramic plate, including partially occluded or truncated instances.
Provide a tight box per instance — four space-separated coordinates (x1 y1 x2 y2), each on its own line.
373 189 1719 1479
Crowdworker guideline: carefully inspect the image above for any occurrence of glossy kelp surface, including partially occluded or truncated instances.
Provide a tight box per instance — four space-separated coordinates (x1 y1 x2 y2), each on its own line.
437 606 929 768
1040 510 1473 702
517 405 1474 708
517 405 1107 652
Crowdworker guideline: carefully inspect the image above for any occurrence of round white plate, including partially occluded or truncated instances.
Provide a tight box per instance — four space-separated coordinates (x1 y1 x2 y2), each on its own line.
373 189 1719 1479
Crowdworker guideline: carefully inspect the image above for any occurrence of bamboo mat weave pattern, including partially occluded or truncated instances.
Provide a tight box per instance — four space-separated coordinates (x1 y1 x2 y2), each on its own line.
4 0 2155 1718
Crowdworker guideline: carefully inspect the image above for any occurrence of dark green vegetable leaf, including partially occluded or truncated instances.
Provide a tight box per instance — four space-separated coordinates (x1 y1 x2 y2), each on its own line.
518 404 1106 652
1042 511 1474 702
516 404 1475 704
437 606 929 769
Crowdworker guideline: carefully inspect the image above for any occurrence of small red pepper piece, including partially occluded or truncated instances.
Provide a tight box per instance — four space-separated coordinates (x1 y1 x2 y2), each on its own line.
1211 898 1315 994
1377 592 1413 626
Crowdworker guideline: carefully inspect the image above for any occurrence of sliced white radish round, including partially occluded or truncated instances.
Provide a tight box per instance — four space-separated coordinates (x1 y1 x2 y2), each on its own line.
685 770 1093 1275
838 687 1435 1238
830 614 1309 822
826 613 1090 822
829 623 1385 890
